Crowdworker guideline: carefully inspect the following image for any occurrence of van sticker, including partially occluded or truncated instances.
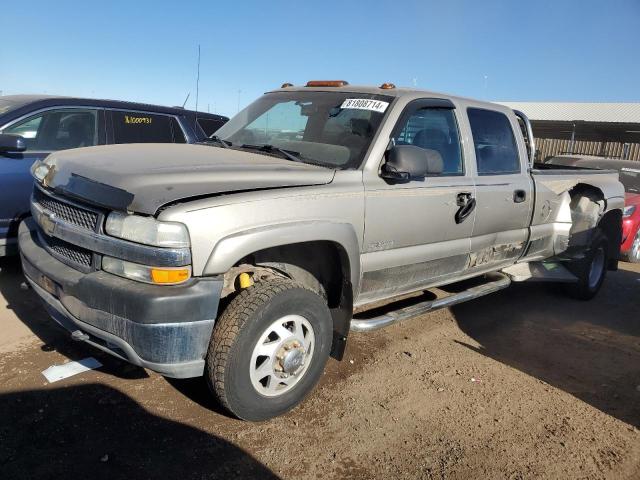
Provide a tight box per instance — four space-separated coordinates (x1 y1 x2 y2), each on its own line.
340 98 389 113
124 115 152 125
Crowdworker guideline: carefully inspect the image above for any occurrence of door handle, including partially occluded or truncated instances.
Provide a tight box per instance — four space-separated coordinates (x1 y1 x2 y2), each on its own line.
456 192 472 207
455 193 476 224
513 189 526 203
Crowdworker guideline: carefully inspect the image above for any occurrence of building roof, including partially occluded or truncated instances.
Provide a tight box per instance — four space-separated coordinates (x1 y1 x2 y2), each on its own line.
497 102 640 124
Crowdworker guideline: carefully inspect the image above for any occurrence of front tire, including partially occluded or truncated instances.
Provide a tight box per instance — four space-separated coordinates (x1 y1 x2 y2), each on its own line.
206 279 332 421
564 230 609 300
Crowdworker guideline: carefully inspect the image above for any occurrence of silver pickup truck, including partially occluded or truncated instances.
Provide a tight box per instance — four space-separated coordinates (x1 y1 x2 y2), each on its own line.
19 81 624 420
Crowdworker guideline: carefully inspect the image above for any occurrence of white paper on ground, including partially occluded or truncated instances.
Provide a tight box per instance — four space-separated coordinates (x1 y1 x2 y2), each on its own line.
42 357 103 383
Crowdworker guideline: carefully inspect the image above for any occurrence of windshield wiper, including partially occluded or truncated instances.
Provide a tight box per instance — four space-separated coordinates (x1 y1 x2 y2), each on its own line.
239 144 302 163
203 135 231 148
238 143 335 169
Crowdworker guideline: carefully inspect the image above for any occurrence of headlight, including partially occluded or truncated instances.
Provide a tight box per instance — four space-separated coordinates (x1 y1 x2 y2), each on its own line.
105 212 190 248
623 205 637 217
32 161 50 183
102 256 191 285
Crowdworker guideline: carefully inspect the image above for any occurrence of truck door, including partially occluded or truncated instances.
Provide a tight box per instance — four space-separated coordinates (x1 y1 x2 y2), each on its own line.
359 99 476 304
466 107 534 270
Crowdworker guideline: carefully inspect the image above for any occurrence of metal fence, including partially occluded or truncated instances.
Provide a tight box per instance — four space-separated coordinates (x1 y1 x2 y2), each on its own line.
536 137 640 162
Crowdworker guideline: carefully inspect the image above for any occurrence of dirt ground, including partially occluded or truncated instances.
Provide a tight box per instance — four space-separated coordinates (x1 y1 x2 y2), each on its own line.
0 257 639 480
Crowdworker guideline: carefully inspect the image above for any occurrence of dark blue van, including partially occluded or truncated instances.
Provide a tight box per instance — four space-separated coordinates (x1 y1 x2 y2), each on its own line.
0 95 227 255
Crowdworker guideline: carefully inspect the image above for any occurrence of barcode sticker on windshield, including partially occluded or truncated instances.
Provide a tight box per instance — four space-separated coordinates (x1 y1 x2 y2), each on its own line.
341 98 389 113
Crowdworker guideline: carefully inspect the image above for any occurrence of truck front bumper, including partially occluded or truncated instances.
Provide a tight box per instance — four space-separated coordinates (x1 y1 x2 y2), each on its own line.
18 220 223 378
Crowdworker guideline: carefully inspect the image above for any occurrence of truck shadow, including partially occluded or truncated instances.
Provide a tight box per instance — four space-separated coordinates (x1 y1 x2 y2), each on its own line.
0 384 279 480
450 265 640 428
0 256 147 380
0 257 243 419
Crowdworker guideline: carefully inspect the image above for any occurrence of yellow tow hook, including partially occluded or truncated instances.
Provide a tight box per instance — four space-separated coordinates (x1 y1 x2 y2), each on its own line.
238 272 253 289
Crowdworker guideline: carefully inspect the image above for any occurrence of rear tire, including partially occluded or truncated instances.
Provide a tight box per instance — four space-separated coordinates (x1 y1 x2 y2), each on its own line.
205 278 332 421
564 230 609 300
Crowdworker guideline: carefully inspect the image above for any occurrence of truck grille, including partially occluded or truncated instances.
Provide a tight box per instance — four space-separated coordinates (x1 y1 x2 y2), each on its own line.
32 186 105 272
40 234 94 271
33 187 100 232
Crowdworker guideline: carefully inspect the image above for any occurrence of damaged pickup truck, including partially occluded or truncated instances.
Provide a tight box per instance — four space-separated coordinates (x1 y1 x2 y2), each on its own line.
19 81 624 420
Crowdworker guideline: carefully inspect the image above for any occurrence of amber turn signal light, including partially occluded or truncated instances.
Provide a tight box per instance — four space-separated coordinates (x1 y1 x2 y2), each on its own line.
150 267 191 284
379 82 396 89
305 80 349 87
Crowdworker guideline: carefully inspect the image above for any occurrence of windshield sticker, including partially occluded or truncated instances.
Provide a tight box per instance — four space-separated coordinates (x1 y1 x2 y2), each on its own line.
124 115 152 125
340 98 389 113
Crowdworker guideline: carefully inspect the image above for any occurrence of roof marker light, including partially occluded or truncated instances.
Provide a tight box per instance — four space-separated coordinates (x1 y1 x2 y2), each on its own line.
305 80 349 87
281 83 293 88
380 83 396 89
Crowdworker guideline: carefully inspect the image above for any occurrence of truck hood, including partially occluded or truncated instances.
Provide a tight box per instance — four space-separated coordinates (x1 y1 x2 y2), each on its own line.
38 143 336 214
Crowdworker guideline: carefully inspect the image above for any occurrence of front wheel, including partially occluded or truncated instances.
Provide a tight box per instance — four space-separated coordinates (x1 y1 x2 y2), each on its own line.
564 230 609 300
205 279 332 421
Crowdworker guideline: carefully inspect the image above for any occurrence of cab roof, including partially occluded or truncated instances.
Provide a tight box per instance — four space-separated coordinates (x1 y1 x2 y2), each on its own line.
266 83 511 113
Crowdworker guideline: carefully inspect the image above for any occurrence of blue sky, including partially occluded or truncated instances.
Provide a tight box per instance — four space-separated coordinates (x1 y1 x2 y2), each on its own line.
1 0 639 117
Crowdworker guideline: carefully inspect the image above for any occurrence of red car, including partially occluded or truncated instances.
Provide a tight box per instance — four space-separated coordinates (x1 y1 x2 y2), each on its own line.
547 155 640 263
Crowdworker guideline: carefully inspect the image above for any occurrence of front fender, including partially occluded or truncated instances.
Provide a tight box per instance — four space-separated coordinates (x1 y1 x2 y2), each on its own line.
202 220 362 297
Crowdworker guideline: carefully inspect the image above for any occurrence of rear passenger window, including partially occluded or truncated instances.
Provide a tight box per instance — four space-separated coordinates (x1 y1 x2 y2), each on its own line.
468 108 521 175
393 107 463 175
111 111 175 144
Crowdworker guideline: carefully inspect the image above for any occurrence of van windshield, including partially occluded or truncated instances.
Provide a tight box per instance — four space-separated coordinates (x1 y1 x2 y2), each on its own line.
215 91 393 169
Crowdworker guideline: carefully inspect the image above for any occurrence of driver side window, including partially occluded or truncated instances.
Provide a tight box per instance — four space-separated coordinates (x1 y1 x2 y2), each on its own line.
3 109 99 152
393 107 464 175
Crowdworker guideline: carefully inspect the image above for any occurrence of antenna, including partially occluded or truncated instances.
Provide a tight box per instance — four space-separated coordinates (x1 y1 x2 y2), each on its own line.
195 45 201 113
182 92 190 108
194 44 201 134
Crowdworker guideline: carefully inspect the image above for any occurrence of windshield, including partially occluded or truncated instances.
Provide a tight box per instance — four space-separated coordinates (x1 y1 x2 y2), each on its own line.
620 168 640 194
215 91 393 169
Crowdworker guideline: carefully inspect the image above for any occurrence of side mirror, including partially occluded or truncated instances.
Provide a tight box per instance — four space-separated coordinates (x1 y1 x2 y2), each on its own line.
0 133 27 153
381 145 443 181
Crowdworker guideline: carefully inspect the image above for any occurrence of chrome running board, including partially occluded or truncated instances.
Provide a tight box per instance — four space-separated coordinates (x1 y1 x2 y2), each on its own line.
350 272 511 332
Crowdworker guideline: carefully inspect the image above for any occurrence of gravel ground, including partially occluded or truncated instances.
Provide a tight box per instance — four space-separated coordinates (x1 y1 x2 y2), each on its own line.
0 257 639 479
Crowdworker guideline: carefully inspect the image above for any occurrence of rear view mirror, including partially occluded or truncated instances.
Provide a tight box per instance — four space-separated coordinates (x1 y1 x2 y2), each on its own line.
381 145 443 181
0 133 27 153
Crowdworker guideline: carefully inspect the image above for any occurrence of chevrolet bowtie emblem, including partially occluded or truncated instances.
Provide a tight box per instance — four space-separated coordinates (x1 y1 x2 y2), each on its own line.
40 211 56 236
